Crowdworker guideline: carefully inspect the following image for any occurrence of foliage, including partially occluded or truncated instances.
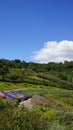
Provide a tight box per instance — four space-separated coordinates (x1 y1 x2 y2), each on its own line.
0 59 73 129
0 98 73 130
0 59 73 90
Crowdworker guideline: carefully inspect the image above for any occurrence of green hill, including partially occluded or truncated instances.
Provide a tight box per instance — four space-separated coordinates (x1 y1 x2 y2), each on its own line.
0 59 73 130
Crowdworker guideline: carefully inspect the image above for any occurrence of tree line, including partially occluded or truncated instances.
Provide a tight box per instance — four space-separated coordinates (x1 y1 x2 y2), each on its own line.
0 59 73 83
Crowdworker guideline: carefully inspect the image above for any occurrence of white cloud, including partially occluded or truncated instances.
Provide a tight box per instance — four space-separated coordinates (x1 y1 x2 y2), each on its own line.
32 40 73 63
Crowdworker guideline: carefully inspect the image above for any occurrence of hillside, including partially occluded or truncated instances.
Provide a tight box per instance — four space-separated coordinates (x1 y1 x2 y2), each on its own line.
0 59 73 91
0 59 73 130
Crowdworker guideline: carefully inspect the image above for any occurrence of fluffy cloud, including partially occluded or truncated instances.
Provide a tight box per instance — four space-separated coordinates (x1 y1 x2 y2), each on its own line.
32 40 73 63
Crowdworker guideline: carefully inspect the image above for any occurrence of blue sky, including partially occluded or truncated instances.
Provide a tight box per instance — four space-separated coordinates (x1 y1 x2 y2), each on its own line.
0 0 73 62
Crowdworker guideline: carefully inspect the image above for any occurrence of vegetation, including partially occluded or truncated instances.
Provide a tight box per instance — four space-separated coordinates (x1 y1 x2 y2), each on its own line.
0 59 73 86
0 97 73 130
0 59 73 130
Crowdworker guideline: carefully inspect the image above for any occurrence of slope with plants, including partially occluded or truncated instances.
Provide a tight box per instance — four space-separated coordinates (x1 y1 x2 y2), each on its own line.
0 59 73 130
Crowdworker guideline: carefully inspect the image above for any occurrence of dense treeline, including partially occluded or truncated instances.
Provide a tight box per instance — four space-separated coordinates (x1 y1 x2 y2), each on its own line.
0 59 73 71
0 59 73 86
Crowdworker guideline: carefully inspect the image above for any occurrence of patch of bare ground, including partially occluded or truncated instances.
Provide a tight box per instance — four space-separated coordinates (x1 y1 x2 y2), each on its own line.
19 98 33 109
19 95 49 109
19 94 67 111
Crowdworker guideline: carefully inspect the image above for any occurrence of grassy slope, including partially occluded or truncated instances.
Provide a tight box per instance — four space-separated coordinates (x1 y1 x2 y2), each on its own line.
0 73 73 112
0 74 73 130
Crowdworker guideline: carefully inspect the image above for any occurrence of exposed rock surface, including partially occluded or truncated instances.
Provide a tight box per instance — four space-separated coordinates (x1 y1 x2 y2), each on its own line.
19 98 33 109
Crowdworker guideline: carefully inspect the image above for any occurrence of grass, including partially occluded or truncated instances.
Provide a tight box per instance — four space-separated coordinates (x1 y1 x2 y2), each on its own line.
0 80 73 130
0 80 73 112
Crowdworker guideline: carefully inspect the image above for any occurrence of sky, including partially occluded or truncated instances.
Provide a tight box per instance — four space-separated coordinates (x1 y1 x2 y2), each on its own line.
0 0 73 63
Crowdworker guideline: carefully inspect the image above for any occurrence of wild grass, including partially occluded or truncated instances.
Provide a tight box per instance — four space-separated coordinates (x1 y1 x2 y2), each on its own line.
0 81 73 130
